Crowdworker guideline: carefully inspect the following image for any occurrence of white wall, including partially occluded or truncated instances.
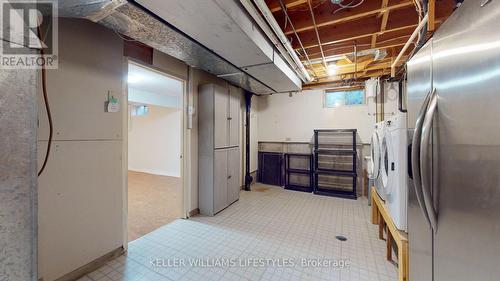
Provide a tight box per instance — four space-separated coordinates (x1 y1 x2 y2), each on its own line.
256 83 400 145
35 17 246 281
128 88 181 108
128 105 181 177
257 90 374 144
37 19 124 281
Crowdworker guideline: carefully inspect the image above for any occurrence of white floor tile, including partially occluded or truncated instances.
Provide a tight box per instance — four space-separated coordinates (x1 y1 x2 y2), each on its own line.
84 184 397 281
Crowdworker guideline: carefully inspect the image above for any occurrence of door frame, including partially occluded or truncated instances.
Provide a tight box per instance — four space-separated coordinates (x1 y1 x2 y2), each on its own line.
122 58 189 249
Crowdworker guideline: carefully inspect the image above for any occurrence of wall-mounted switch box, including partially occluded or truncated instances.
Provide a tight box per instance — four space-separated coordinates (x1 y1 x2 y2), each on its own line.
105 91 120 113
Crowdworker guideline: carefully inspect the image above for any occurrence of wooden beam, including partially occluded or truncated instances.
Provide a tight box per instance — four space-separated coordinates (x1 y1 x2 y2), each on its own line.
269 0 307 13
284 1 414 35
305 36 414 61
302 23 416 50
302 82 365 90
371 34 377 48
298 17 445 51
373 0 389 50
308 69 392 85
428 0 436 31
343 55 353 64
380 11 390 32
291 7 418 50
310 56 408 78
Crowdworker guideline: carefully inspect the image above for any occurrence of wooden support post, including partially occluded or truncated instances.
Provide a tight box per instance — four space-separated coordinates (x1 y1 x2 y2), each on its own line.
371 187 409 281
371 34 377 48
387 230 393 261
402 239 409 280
371 192 379 224
428 0 436 31
379 212 385 240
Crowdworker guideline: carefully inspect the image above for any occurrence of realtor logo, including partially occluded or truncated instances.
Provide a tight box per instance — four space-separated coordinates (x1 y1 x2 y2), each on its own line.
0 0 58 69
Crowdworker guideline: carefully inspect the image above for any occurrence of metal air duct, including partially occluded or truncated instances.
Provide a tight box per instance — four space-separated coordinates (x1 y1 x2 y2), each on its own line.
59 0 301 94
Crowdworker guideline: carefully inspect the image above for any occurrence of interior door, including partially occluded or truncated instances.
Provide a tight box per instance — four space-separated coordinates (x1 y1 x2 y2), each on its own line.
228 85 240 147
227 147 240 204
214 85 229 149
214 149 228 214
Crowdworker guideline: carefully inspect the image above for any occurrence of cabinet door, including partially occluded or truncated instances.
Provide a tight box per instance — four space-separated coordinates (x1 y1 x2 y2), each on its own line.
227 148 241 204
214 86 229 148
229 86 240 147
214 149 228 214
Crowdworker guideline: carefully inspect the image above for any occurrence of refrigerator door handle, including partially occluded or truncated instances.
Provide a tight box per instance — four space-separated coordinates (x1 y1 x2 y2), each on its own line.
411 89 433 228
420 88 438 232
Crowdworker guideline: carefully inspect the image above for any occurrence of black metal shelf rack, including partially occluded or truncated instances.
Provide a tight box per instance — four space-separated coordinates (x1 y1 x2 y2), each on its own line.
284 153 313 192
258 152 284 186
313 129 357 199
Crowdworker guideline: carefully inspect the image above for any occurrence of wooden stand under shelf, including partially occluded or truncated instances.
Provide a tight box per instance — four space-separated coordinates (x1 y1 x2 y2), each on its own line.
371 186 408 281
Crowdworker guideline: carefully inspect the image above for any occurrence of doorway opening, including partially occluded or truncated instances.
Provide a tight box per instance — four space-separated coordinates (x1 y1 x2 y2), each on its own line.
126 61 184 242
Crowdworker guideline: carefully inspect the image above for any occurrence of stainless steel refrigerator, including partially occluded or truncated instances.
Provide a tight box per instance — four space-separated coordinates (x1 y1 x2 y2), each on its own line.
407 0 500 280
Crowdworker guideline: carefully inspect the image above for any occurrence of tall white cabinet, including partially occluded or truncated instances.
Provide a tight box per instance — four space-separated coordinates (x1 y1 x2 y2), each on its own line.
199 84 241 215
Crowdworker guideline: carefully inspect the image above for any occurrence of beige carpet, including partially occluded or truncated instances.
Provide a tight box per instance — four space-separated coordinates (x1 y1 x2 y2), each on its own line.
127 171 182 242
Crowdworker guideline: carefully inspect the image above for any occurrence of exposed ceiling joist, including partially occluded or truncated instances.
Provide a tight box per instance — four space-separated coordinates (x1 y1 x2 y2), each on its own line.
264 0 456 86
308 55 408 76
306 69 393 86
298 18 445 51
307 0 327 69
372 0 389 48
283 0 414 35
269 0 307 12
428 0 436 31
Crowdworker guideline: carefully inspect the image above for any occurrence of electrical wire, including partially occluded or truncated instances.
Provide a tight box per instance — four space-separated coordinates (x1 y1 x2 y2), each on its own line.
332 0 364 15
338 0 364 9
37 23 53 177
278 0 319 78
414 0 423 44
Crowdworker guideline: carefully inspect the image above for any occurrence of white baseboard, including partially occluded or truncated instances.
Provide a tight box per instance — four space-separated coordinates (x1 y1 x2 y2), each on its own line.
128 168 180 178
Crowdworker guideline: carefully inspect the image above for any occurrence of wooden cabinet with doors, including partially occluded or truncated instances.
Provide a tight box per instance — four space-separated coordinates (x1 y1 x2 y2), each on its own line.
198 84 241 216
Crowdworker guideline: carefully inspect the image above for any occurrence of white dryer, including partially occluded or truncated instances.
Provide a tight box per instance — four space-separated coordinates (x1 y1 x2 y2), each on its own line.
381 112 408 232
370 121 386 200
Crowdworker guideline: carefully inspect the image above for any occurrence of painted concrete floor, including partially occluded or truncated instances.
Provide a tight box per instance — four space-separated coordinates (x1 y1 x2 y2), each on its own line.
81 184 397 281
128 171 182 241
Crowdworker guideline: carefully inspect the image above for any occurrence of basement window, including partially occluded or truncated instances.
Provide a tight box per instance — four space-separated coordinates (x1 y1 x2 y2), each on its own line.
324 89 365 108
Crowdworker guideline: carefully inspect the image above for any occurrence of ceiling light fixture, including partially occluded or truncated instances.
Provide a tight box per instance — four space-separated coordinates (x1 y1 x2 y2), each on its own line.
327 64 339 76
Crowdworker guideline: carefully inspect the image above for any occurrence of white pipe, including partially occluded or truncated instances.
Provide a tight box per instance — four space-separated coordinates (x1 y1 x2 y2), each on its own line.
391 13 429 77
246 0 313 82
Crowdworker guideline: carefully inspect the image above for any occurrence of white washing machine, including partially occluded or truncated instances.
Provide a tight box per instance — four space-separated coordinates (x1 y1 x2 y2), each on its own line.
370 121 386 200
381 112 408 232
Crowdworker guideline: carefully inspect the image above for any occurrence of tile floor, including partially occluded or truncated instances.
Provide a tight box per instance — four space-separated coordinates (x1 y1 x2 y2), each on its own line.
128 171 182 241
81 184 397 281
